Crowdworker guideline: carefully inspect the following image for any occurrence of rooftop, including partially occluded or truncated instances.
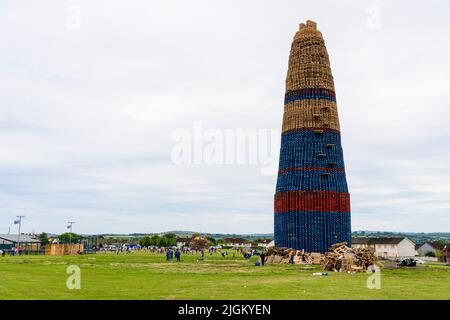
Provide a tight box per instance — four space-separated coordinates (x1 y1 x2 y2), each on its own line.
425 241 449 250
352 237 407 245
0 234 40 243
224 238 248 243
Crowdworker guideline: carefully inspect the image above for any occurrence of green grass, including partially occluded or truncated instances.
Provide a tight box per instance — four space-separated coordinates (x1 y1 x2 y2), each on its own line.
0 251 449 299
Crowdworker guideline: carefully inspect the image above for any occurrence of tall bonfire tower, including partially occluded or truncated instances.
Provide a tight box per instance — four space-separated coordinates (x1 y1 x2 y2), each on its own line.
274 20 351 253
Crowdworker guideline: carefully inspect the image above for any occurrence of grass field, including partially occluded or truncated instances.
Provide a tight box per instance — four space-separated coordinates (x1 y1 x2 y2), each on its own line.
0 251 449 300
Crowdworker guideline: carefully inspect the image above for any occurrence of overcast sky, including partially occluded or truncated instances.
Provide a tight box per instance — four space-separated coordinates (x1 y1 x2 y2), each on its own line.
1 0 449 235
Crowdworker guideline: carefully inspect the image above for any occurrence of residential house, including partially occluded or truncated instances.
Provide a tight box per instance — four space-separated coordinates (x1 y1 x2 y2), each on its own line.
223 238 249 248
417 241 449 261
256 239 273 248
176 237 191 248
352 237 415 258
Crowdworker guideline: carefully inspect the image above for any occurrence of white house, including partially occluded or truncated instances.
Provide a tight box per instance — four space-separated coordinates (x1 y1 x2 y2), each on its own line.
223 238 249 247
416 242 437 256
416 241 449 261
352 237 416 258
176 237 191 248
256 239 273 248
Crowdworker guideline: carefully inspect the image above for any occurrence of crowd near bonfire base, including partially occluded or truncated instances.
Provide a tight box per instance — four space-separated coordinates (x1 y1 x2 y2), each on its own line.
274 20 351 252
266 242 377 273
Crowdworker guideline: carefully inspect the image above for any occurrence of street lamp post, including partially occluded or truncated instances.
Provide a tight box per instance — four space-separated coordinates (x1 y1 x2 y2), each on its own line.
15 216 25 248
68 221 75 244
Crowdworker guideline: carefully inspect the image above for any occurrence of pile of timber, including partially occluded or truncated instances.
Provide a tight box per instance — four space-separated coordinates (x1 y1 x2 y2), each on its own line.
265 242 377 272
265 247 323 265
322 242 377 272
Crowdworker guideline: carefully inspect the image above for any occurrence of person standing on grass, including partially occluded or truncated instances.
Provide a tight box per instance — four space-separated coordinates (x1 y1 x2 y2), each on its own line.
260 252 266 266
166 249 170 261
289 253 295 264
175 249 181 262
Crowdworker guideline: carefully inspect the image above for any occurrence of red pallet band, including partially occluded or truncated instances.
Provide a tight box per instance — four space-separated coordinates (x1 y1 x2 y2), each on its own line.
275 190 351 213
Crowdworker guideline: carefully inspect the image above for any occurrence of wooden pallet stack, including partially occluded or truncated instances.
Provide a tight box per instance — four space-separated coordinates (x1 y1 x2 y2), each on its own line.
352 247 377 270
265 247 324 265
322 242 377 272
264 242 377 270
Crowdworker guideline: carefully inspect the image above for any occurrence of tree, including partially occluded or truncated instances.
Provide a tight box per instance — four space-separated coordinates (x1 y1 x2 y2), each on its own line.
165 236 176 247
425 251 436 257
217 239 224 245
206 236 217 246
165 233 176 240
158 237 168 247
38 232 50 245
150 235 160 246
139 236 152 247
190 237 209 250
58 232 83 244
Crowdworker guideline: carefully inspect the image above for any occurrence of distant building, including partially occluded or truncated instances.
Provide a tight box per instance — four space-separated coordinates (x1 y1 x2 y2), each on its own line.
0 234 40 250
352 237 415 258
176 237 191 247
256 239 273 248
223 238 249 247
416 241 449 261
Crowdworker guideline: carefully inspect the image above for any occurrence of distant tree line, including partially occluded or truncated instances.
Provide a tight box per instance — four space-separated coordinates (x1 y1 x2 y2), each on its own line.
139 233 177 247
58 232 83 244
138 234 228 248
37 232 84 245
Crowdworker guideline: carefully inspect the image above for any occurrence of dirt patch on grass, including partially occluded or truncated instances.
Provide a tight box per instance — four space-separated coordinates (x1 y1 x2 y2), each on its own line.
108 262 261 274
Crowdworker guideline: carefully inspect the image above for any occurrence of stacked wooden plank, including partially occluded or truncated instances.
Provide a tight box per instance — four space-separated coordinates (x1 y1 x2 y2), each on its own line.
264 241 377 271
44 244 84 255
265 247 324 265
311 252 323 264
322 242 377 272
352 247 377 270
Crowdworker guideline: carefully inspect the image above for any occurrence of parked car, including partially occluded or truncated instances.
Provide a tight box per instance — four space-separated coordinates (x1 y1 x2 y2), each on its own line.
415 259 425 264
398 258 416 267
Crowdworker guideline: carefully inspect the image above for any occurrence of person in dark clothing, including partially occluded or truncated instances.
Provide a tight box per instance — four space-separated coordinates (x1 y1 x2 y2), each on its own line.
289 253 295 264
260 252 266 266
166 250 170 261
175 250 181 262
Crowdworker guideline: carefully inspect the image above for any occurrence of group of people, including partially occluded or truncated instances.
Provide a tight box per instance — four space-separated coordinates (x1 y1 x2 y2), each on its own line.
0 247 23 256
115 245 132 254
166 249 181 262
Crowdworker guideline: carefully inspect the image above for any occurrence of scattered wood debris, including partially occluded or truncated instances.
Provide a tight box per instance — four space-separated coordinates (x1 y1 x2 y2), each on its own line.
322 242 377 272
265 242 378 272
